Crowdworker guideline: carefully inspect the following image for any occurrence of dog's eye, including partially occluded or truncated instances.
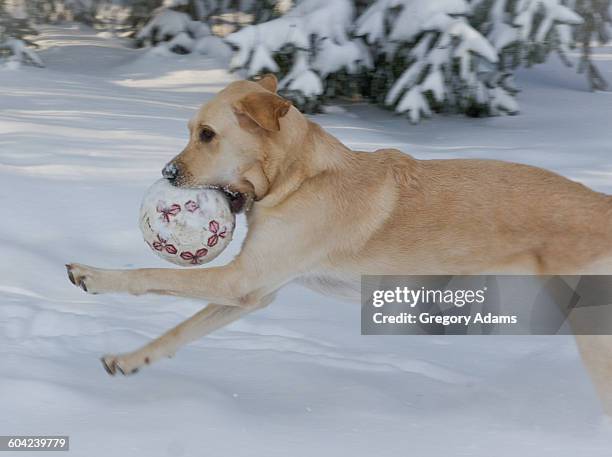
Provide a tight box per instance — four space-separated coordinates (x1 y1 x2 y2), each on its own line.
199 127 216 143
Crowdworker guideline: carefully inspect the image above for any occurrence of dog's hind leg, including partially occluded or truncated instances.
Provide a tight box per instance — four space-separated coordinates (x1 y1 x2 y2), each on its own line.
574 335 612 416
101 295 274 376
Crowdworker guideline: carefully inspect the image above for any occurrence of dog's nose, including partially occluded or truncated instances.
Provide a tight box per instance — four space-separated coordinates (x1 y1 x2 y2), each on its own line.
162 162 179 180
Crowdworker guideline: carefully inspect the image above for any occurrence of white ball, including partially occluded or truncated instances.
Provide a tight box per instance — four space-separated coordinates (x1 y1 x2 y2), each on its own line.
139 179 235 267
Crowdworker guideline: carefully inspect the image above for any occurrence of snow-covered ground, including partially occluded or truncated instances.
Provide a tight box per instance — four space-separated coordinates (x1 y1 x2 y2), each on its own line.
2 24 612 456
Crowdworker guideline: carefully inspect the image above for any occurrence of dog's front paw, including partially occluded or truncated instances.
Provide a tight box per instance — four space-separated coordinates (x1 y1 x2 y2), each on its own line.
65 263 114 294
101 353 148 376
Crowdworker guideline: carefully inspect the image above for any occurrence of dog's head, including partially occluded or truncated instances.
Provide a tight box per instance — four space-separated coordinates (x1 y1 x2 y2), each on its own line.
162 74 294 213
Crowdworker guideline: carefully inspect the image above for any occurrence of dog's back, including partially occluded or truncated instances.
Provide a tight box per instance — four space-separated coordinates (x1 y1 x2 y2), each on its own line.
329 148 612 275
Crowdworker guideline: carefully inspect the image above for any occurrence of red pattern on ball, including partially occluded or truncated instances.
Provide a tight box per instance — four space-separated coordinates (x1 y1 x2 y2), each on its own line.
185 200 199 212
152 235 178 255
156 202 181 222
207 220 227 247
180 248 208 264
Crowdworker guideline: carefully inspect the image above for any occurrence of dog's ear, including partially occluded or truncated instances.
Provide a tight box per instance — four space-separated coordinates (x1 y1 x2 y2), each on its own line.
233 92 292 132
253 73 278 93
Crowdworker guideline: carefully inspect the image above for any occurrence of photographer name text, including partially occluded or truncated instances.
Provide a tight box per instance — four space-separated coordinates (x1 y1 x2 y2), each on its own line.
371 286 517 326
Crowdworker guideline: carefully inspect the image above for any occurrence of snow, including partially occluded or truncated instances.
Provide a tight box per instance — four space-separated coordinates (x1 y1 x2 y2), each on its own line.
450 20 499 63
166 31 195 53
397 86 432 123
489 21 519 50
363 0 468 43
193 35 233 60
359 0 505 122
515 0 583 41
226 0 368 99
2 24 612 456
280 53 324 97
490 85 520 114
313 39 372 78
248 43 279 74
134 11 212 54
0 37 44 68
137 9 191 41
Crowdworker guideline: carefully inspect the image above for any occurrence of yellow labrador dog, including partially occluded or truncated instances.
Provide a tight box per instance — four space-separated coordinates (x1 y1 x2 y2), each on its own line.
66 75 612 413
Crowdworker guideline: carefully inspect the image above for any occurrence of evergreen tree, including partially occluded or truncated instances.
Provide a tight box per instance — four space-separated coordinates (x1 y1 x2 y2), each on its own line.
225 0 606 121
127 0 164 32
572 0 611 90
511 0 583 66
357 0 513 121
471 1 609 90
132 0 274 54
0 0 43 67
225 0 372 112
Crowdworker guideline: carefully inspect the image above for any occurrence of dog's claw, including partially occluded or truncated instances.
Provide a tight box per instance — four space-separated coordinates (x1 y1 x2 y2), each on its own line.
65 263 103 294
101 356 139 376
66 265 76 285
101 357 116 376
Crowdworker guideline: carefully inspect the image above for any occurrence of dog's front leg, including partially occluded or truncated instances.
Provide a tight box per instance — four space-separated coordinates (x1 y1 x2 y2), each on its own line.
66 258 286 375
67 189 333 300
66 262 266 305
67 220 326 375
101 297 273 375
66 221 322 303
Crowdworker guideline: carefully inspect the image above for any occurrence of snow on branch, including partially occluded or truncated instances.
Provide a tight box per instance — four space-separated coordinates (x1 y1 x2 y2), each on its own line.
136 9 212 54
572 0 612 90
134 6 232 59
474 0 586 65
0 37 44 68
358 0 510 122
354 0 593 122
221 0 606 120
512 0 583 66
225 0 372 110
